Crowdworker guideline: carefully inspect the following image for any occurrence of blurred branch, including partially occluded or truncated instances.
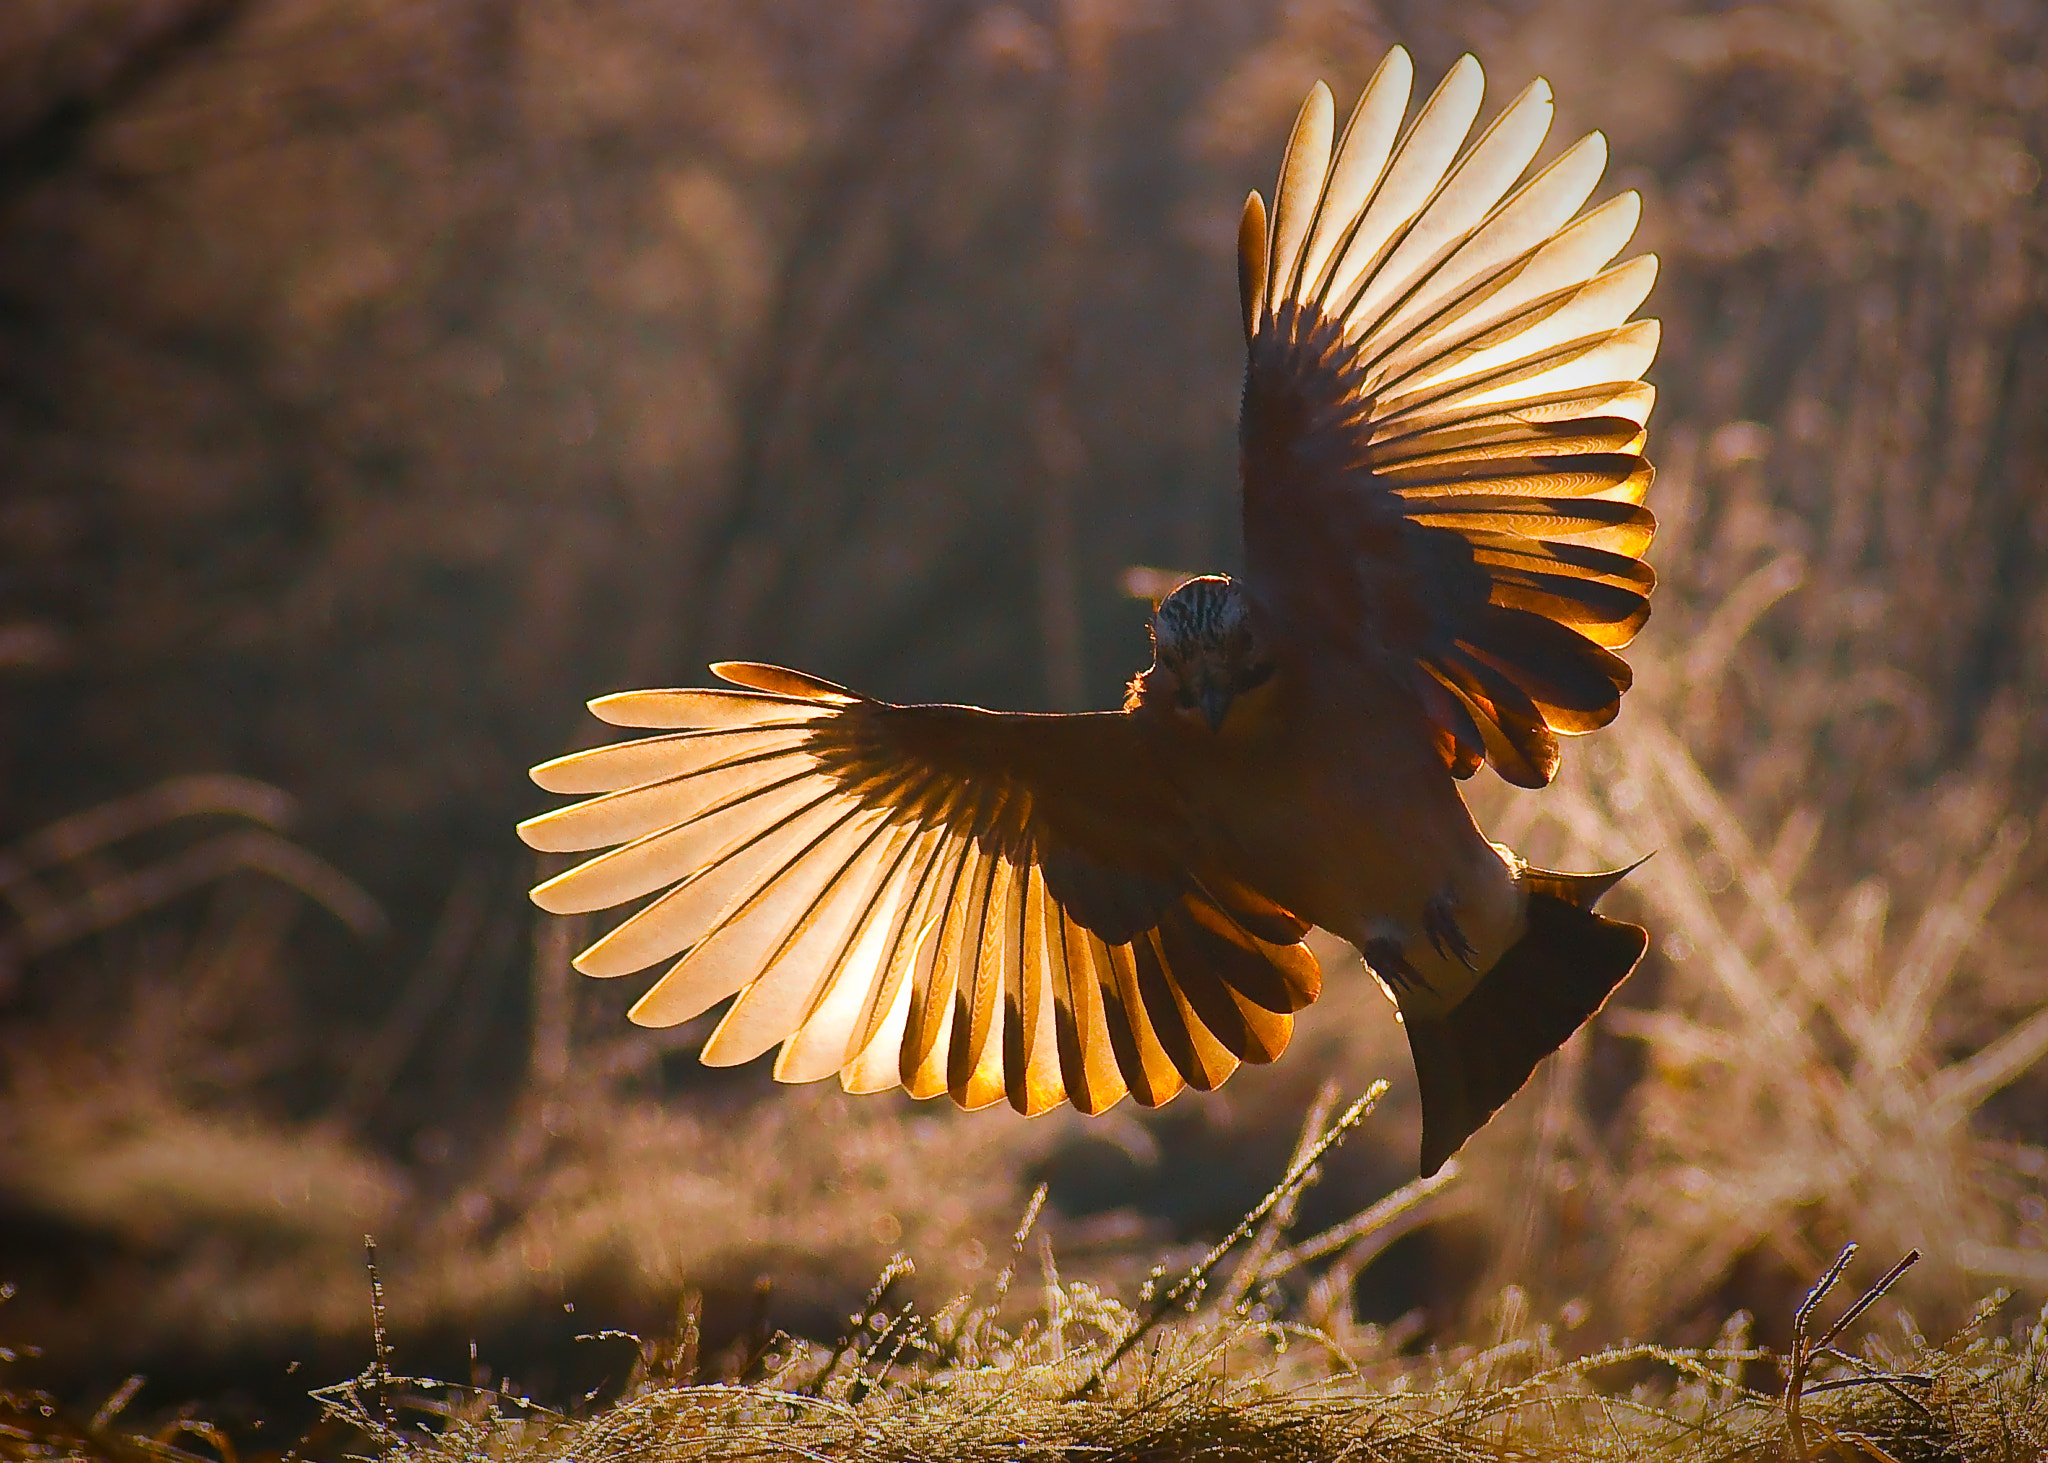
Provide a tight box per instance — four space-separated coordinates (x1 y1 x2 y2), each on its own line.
1 772 294 867
1873 817 2029 1072
1782 1244 1922 1461
324 864 491 1133
528 900 578 1094
1677 552 1804 691
707 0 984 660
0 0 248 184
0 777 384 978
2 824 384 955
1928 1001 2048 1119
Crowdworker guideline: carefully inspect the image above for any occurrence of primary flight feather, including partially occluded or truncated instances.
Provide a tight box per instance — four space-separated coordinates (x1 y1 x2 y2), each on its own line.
519 48 1658 1174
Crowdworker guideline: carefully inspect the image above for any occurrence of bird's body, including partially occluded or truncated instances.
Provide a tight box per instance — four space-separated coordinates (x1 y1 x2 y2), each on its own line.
519 48 1661 1173
1146 647 1524 1016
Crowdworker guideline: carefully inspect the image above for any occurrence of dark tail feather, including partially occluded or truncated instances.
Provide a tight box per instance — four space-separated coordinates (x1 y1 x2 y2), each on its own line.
1405 879 1648 1176
1519 853 1651 910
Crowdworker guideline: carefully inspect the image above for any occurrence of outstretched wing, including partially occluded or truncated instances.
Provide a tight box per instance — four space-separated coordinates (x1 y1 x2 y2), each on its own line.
517 662 1320 1116
1238 50 1658 788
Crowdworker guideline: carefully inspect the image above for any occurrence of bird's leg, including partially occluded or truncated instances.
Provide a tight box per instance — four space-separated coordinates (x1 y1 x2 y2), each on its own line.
1423 889 1478 970
1364 936 1426 994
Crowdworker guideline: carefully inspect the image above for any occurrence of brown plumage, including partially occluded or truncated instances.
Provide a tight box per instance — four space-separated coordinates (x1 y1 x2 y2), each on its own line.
518 49 1657 1174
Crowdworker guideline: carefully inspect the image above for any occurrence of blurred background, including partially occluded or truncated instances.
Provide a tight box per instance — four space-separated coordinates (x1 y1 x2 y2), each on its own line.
3 0 2047 1424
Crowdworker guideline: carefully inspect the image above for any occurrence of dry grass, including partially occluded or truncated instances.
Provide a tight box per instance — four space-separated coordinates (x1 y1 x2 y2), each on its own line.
10 1105 2044 1462
339 1246 2040 1463
325 1226 2043 1463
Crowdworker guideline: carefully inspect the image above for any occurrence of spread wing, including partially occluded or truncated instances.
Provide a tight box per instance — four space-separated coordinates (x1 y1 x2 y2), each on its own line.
1238 50 1659 788
517 662 1320 1116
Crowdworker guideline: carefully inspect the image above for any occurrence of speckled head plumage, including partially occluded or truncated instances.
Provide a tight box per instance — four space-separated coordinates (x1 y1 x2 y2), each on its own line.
1133 575 1275 730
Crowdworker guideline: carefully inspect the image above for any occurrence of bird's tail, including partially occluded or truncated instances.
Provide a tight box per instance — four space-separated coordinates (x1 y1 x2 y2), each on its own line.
1404 866 1648 1175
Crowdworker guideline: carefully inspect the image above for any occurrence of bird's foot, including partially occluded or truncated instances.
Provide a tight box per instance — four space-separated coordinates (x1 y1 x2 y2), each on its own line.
1423 891 1478 969
1364 936 1426 994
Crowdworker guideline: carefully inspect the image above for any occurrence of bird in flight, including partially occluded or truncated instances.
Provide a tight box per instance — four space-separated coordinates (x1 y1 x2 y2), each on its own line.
518 48 1657 1175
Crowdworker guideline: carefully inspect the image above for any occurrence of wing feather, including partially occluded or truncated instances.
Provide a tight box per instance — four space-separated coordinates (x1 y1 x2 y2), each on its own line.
1429 650 1558 788
847 824 950 1053
1171 889 1310 1036
1103 936 1184 1107
1005 869 1066 1115
1264 81 1335 315
1054 910 1128 1114
1151 915 1258 1065
1182 882 1318 1012
1237 190 1268 345
1137 929 1240 1091
703 810 898 1067
529 722 821 796
1319 55 1484 319
536 773 833 919
843 963 915 1094
1243 53 1658 788
947 852 1013 1109
905 834 981 1095
709 660 857 701
1344 77 1553 340
518 739 818 851
678 808 890 1063
1298 47 1413 307
1369 382 1654 461
590 687 822 729
1355 133 1609 370
1384 206 1646 375
1379 257 1658 403
768 821 924 1081
1128 929 1214 1090
520 681 1324 1116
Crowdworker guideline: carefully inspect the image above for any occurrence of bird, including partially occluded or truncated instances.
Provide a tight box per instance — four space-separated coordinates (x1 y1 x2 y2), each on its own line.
517 47 1658 1176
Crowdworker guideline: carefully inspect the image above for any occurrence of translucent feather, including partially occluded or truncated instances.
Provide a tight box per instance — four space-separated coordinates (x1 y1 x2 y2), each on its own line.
1366 190 1644 385
531 773 832 916
517 741 818 852
528 722 820 796
1104 938 1184 1107
1318 55 1485 322
1299 47 1414 306
1264 82 1335 315
1344 78 1553 341
1006 869 1066 1115
1383 256 1658 401
1354 131 1607 367
589 687 820 730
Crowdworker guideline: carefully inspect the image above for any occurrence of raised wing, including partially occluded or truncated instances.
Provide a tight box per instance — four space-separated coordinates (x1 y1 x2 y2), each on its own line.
1238 50 1658 788
517 663 1320 1115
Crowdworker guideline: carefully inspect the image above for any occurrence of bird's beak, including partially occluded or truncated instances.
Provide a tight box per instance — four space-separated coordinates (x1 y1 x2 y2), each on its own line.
1200 684 1233 732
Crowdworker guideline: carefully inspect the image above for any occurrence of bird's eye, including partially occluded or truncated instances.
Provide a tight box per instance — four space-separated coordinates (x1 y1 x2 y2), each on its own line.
1237 661 1274 693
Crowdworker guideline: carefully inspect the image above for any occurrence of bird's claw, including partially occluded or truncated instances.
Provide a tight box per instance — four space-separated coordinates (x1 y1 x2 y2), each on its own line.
1423 892 1478 969
1365 936 1426 994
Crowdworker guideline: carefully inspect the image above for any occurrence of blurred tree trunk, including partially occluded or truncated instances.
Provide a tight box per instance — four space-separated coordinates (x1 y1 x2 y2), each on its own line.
0 0 243 169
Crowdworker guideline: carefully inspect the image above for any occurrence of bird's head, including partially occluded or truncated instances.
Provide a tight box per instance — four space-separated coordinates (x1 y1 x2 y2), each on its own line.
1129 575 1276 733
